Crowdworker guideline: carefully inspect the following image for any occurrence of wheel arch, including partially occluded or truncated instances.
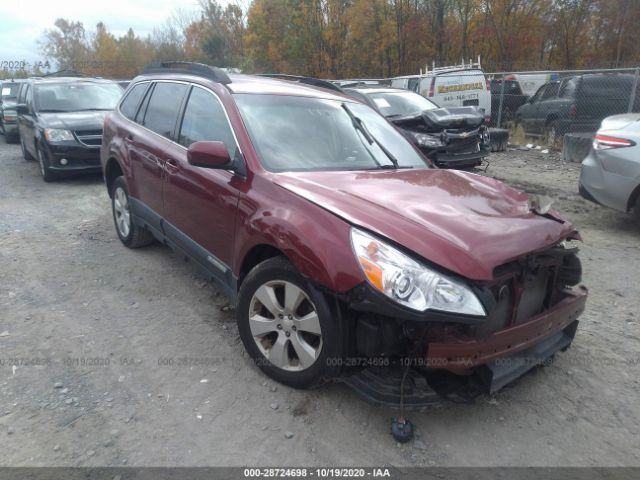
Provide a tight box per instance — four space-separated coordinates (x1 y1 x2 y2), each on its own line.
626 182 640 212
238 244 288 286
105 157 124 197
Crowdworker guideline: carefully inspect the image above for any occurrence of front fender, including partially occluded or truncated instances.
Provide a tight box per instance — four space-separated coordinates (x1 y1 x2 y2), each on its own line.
233 176 364 293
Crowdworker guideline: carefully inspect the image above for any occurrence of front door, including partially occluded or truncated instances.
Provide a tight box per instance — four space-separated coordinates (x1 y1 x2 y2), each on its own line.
162 85 242 288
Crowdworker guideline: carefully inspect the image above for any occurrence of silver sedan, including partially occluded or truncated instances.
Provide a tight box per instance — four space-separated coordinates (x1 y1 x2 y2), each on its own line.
580 113 640 220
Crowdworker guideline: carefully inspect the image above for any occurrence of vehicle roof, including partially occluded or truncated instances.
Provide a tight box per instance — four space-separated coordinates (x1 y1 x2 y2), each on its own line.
134 72 355 101
343 86 411 95
26 77 118 85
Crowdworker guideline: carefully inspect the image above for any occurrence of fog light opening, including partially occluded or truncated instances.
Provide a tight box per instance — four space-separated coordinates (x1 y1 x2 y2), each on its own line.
59 158 68 166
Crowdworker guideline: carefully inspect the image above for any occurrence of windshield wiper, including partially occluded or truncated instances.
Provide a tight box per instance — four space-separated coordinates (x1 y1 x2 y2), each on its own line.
341 103 401 169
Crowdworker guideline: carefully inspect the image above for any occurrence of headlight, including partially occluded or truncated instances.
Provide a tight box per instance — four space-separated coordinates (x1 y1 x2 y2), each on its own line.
412 132 443 148
350 228 486 316
44 128 74 142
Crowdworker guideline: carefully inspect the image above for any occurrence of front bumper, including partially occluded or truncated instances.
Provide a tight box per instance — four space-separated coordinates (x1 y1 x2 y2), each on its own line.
430 146 490 169
425 287 587 370
341 287 587 406
2 120 18 137
43 143 102 173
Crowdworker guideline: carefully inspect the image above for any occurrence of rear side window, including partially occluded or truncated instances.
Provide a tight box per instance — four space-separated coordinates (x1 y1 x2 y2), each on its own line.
580 75 634 99
559 78 578 98
178 87 237 157
541 83 559 99
142 82 188 139
119 83 147 120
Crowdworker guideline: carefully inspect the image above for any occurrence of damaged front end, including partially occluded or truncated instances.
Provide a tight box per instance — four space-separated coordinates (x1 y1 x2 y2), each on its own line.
391 106 491 169
337 241 587 407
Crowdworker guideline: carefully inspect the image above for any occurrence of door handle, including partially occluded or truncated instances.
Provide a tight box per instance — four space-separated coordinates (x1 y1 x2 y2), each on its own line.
165 158 179 173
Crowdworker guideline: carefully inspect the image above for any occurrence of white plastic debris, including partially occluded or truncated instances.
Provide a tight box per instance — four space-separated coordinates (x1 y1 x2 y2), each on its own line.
541 149 549 154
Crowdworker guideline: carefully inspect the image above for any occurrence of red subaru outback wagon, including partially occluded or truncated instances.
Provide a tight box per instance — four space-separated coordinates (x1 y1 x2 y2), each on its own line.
101 62 587 403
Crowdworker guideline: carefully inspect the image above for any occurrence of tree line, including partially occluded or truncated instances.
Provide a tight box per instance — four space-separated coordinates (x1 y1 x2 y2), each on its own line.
4 0 640 80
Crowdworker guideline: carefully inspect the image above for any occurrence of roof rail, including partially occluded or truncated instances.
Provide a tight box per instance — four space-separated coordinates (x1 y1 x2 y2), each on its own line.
142 61 231 84
256 74 344 93
43 69 89 78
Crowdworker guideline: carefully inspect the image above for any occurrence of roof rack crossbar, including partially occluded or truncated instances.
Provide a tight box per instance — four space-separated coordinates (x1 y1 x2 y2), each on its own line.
256 74 344 93
142 61 232 84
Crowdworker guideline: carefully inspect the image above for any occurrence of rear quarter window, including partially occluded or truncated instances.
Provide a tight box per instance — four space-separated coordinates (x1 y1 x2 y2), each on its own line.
119 83 148 120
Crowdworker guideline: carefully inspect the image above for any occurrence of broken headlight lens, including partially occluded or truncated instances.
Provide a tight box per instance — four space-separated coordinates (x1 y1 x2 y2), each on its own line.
350 228 486 316
412 132 443 148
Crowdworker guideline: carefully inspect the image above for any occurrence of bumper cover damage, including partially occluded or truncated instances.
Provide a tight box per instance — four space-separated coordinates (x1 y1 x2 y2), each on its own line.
339 286 587 407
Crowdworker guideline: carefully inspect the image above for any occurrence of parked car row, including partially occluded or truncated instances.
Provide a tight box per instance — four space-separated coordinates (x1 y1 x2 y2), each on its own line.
514 73 640 142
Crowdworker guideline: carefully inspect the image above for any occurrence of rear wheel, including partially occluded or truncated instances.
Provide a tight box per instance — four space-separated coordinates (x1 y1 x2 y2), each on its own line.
634 196 640 223
111 176 154 248
546 120 559 146
236 257 342 388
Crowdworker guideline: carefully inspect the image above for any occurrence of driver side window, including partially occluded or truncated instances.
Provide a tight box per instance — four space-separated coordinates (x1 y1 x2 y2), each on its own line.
178 86 237 158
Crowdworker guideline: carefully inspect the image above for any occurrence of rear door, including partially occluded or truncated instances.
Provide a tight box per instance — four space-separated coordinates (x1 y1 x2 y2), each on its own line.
162 84 242 289
576 75 636 123
430 70 491 119
127 81 188 225
518 84 546 133
533 81 560 132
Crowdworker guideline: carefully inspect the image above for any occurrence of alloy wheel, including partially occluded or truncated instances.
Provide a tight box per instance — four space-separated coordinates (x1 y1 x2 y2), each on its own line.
248 280 323 371
113 186 131 238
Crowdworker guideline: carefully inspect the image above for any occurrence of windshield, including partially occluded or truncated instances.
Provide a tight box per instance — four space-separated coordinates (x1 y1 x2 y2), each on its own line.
1 83 22 99
368 91 438 117
34 82 123 112
235 94 428 172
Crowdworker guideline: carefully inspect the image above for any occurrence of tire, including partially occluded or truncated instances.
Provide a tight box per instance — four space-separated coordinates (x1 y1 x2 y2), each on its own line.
634 196 640 223
37 147 57 182
546 120 559 146
236 256 342 388
21 137 34 161
111 176 155 248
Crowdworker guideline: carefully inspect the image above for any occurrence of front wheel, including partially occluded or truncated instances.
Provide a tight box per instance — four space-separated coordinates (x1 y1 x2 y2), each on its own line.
37 147 57 182
236 257 342 388
21 137 34 161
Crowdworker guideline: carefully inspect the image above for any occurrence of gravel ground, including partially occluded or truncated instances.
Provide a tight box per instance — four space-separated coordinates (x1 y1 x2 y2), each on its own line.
0 136 638 467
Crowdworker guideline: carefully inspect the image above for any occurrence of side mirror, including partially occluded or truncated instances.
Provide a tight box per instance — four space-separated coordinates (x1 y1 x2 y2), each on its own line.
187 141 231 169
16 104 28 115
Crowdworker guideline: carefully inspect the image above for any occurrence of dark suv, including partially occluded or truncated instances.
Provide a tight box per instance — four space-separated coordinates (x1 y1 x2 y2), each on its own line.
101 62 587 403
1 79 26 142
16 76 123 181
516 73 640 141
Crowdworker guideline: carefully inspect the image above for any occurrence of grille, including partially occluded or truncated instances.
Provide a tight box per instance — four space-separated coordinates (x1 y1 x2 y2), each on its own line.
74 129 103 147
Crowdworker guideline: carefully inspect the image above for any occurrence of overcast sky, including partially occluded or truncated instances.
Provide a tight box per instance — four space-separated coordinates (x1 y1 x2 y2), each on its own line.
0 0 227 66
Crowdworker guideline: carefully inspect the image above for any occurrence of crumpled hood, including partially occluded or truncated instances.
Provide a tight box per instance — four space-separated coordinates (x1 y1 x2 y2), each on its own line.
273 168 577 281
38 111 108 131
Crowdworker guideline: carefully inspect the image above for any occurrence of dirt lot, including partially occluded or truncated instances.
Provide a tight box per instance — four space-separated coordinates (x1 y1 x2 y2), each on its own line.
0 136 639 467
